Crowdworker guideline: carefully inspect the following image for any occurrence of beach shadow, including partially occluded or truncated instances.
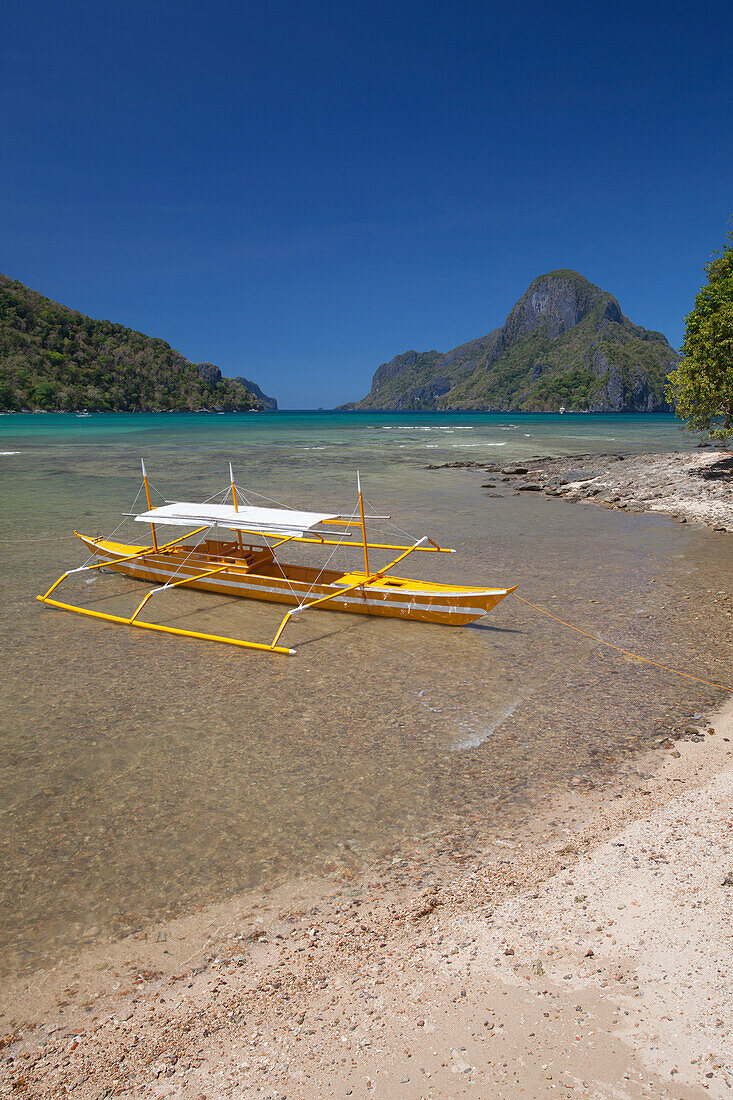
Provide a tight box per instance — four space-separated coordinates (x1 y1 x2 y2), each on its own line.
693 455 733 480
126 598 362 649
290 619 366 648
467 622 525 634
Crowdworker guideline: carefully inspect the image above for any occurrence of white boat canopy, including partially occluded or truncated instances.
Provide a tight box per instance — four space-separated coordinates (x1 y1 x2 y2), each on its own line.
134 502 341 538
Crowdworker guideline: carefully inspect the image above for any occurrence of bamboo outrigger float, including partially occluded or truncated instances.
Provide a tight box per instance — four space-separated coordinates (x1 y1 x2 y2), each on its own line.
37 462 517 655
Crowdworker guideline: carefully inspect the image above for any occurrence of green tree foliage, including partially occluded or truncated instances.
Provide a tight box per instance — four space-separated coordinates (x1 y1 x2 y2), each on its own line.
0 274 263 412
666 231 733 441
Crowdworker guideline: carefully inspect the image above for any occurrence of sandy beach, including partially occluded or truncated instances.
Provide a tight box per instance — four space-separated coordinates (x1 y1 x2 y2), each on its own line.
1 691 731 1099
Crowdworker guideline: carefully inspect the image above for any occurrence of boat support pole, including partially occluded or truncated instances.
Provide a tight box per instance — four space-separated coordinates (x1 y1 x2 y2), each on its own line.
141 458 159 551
270 576 377 649
372 537 428 577
127 565 231 623
38 564 294 655
37 532 295 654
37 526 211 602
37 595 296 654
229 461 245 555
357 470 369 575
269 537 429 649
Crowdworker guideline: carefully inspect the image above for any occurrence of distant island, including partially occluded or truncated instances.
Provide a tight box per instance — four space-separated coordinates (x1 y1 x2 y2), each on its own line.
231 376 278 411
338 270 679 412
0 273 276 412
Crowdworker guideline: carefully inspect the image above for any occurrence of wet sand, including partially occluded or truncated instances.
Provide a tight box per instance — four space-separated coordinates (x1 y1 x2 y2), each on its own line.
1 699 731 1098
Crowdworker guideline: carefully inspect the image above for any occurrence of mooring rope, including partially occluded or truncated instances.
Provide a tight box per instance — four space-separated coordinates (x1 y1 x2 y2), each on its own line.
513 593 732 692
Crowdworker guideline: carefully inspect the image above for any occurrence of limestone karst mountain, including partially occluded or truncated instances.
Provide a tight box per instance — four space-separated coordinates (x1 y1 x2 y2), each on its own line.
339 270 678 412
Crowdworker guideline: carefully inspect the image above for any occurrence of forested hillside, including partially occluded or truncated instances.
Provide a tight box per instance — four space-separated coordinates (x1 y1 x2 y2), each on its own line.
0 274 271 412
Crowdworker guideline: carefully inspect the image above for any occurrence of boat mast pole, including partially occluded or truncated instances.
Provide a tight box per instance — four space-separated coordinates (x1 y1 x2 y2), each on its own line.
141 458 158 551
229 462 244 555
357 470 369 575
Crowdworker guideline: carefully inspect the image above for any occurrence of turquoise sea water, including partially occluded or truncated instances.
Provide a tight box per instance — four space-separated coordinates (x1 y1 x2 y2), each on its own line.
1 411 730 978
0 408 694 459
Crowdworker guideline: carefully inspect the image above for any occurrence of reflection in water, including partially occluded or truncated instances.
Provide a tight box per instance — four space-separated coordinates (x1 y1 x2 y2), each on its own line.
0 413 730 977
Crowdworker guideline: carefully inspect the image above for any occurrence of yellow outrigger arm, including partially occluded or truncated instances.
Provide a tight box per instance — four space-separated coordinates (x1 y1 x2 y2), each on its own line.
35 526 296 656
37 592 296 655
270 537 429 649
35 529 435 657
37 526 210 600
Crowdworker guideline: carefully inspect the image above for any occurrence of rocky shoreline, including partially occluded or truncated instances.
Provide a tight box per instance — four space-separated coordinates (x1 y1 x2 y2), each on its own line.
429 449 733 532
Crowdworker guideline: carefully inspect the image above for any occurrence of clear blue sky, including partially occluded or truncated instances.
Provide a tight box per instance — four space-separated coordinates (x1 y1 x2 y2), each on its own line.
2 0 732 408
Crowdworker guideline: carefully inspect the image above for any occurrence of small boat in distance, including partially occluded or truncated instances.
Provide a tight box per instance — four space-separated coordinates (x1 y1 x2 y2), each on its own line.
559 405 566 414
76 410 91 417
37 463 517 655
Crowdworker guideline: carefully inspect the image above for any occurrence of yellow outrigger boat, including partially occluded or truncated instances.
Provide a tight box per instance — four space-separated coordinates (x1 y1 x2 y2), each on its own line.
37 462 516 655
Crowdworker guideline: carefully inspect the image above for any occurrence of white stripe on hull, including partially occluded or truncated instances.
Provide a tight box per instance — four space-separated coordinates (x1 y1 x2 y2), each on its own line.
93 552 497 620
116 563 488 616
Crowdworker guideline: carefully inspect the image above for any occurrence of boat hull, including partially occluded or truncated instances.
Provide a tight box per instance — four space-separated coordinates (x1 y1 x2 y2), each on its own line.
77 535 515 626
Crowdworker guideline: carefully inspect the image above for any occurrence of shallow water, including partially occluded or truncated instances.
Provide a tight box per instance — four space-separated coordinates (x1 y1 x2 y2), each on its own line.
1 412 730 977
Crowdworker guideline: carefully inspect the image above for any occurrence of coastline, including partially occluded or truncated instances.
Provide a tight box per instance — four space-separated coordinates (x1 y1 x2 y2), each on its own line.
429 449 733 532
2 695 731 1098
